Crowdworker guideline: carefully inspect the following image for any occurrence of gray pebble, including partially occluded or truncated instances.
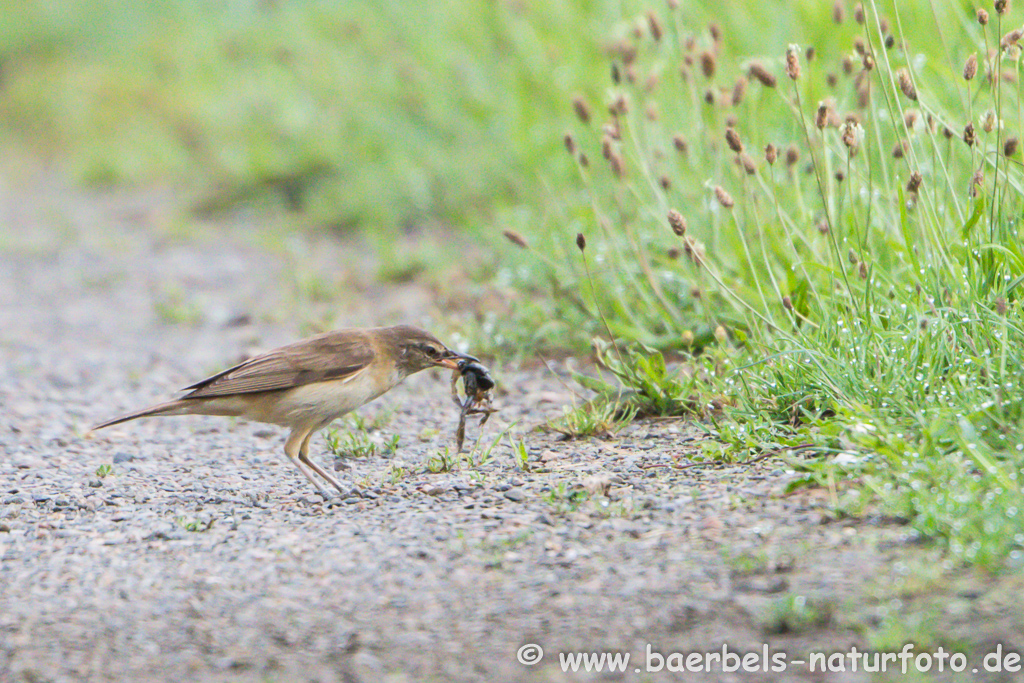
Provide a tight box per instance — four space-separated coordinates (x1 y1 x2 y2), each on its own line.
504 489 526 502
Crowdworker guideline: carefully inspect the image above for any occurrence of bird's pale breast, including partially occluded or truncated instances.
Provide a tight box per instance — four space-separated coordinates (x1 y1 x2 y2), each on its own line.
261 366 390 427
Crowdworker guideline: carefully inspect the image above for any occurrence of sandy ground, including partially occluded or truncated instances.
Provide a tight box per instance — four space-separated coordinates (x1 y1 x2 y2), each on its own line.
1 168 1020 682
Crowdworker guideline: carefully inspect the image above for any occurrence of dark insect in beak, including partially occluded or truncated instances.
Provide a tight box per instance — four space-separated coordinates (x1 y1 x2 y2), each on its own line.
450 357 497 452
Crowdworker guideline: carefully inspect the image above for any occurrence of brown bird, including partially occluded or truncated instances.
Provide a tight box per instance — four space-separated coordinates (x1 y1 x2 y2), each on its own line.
90 325 471 497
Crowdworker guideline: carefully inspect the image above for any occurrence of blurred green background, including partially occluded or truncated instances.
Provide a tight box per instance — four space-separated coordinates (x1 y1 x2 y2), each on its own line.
0 0 609 231
0 0 870 233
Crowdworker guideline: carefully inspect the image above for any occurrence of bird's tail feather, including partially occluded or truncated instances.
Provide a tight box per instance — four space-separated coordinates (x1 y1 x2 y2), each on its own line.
89 399 193 433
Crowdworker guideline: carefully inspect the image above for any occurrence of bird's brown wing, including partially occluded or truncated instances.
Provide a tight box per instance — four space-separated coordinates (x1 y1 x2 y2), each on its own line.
181 329 375 398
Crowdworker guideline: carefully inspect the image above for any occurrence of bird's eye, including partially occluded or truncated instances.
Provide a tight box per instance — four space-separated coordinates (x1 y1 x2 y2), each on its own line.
422 344 440 358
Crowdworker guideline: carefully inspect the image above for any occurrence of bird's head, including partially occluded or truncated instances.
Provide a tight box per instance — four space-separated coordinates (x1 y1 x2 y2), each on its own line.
388 325 473 375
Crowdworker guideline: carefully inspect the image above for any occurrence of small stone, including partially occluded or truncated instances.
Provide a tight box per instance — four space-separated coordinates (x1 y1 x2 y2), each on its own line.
113 452 135 464
582 473 624 496
539 450 564 463
504 489 527 502
224 313 252 328
88 479 103 488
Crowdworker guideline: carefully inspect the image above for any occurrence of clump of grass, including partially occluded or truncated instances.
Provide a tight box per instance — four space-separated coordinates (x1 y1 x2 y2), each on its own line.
325 421 399 460
426 447 459 474
542 481 590 514
548 400 636 439
499 1 1024 569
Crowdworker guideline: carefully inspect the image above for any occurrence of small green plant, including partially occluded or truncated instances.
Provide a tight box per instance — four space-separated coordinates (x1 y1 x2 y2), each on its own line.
175 516 214 533
95 464 113 478
509 437 531 471
549 400 637 439
581 341 711 418
460 445 493 470
478 531 535 568
350 410 394 433
591 498 634 519
762 595 835 635
463 421 515 467
326 427 399 459
386 464 407 484
417 426 441 442
426 448 459 473
542 481 590 514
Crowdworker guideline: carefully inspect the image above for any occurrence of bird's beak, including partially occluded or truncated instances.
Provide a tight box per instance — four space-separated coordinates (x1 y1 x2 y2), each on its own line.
436 349 478 371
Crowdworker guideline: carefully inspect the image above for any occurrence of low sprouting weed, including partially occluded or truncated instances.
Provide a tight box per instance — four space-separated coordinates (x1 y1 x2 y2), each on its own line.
426 448 458 473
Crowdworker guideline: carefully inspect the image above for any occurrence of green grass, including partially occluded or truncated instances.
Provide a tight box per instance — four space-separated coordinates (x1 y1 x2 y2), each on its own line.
325 413 399 459
492 0 1024 570
548 398 637 438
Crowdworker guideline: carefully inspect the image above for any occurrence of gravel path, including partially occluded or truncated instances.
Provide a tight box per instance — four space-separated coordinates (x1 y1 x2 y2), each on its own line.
0 169 991 682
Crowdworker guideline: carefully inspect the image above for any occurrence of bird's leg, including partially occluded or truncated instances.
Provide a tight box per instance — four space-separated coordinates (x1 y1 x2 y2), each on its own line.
297 430 353 497
283 429 332 497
